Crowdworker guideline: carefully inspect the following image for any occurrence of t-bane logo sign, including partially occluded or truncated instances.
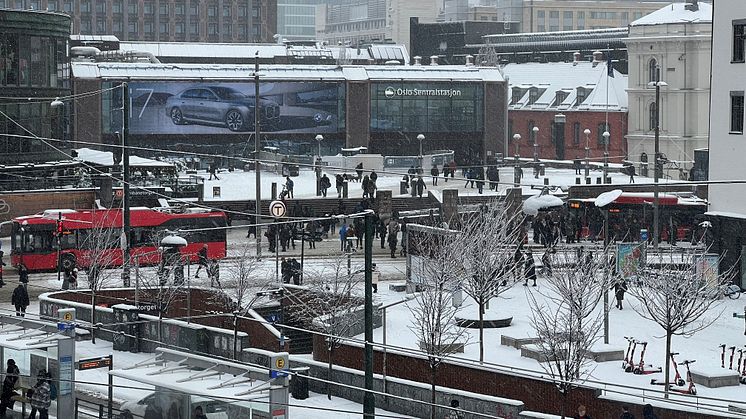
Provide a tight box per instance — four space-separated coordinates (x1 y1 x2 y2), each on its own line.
384 86 462 98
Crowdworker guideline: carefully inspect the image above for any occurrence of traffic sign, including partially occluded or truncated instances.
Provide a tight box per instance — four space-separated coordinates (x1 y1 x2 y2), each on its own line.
269 200 287 218
269 353 289 378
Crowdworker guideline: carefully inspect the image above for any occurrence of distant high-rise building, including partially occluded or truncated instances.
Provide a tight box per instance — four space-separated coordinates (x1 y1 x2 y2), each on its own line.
444 0 468 22
0 0 277 43
316 0 440 51
520 0 671 32
276 0 322 41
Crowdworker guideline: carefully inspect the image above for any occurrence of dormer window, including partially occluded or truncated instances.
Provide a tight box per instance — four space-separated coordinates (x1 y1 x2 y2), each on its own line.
555 91 568 106
511 87 524 105
576 87 591 106
528 87 540 105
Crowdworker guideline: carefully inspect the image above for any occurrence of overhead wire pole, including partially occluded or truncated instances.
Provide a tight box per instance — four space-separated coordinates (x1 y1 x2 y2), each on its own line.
254 53 262 258
122 81 131 287
363 211 375 417
652 66 663 250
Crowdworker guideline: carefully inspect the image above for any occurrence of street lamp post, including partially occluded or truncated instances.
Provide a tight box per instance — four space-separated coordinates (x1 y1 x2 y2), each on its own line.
253 53 262 258
602 131 610 184
315 134 323 197
583 128 591 178
417 133 425 173
512 133 521 186
648 68 668 250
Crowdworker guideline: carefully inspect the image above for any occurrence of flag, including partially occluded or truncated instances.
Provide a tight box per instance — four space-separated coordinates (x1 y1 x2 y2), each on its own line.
607 50 614 78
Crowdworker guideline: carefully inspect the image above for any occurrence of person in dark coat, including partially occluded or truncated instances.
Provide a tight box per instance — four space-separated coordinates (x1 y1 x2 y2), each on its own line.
0 250 5 288
415 176 427 198
0 359 19 416
524 251 537 286
430 165 439 186
320 174 331 197
486 166 500 190
194 244 209 277
574 404 592 419
11 284 29 317
642 404 658 419
377 220 387 249
620 406 635 419
355 162 364 181
17 264 28 288
370 169 378 184
335 174 345 198
614 279 628 310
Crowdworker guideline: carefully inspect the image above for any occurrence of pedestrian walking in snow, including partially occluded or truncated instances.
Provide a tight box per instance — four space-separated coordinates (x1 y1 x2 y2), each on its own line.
208 259 221 287
335 174 344 198
0 359 19 416
320 174 331 197
18 264 28 289
194 244 209 278
284 176 294 199
524 250 537 286
431 165 439 186
208 163 219 180
642 404 658 419
355 162 364 181
614 280 628 310
377 219 387 249
28 369 51 419
11 283 29 317
387 220 400 258
446 399 465 419
541 249 554 276
416 176 427 197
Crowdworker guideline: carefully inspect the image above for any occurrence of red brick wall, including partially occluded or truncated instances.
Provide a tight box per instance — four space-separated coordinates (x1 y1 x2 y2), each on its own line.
313 335 718 419
509 110 628 163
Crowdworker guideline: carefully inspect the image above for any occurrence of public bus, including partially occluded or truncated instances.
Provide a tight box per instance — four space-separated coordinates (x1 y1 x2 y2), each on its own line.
10 207 227 272
567 192 707 243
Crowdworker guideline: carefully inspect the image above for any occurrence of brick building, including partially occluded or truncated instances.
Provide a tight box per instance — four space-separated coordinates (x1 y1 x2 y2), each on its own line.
501 55 628 163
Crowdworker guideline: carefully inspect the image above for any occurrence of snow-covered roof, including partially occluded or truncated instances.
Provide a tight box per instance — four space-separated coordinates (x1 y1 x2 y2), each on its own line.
75 147 175 168
630 2 712 26
502 61 627 111
71 62 505 83
119 42 288 59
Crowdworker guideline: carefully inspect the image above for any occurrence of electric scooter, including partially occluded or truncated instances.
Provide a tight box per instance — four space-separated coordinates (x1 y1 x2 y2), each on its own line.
625 339 639 373
651 352 686 387
633 341 662 375
622 336 635 370
729 346 737 369
668 360 697 395
720 344 727 368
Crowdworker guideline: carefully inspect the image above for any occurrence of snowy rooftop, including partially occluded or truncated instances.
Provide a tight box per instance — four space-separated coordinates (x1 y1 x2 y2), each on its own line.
630 2 712 26
75 148 175 168
502 61 627 111
71 62 504 82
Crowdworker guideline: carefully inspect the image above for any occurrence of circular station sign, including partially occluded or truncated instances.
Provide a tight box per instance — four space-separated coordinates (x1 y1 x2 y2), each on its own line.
269 200 287 218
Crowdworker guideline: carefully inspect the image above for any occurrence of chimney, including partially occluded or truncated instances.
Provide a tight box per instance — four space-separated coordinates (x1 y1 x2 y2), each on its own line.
430 55 439 65
413 56 422 65
465 55 474 66
685 0 699 12
592 50 602 67
573 51 581 66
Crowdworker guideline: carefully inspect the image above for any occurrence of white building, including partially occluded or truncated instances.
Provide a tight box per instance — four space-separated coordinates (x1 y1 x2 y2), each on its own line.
625 1 712 179
707 0 746 285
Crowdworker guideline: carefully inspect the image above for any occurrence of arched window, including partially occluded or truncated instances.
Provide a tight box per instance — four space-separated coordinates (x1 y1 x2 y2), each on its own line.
649 101 658 131
648 58 658 83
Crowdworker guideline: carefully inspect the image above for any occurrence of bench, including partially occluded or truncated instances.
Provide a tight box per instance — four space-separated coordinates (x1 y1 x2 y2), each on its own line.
690 369 741 388
389 283 407 292
585 347 625 362
419 340 465 353
520 344 566 362
457 317 512 329
501 335 540 349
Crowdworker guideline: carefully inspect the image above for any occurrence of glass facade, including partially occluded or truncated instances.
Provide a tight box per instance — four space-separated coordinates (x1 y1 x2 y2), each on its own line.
370 82 484 133
277 0 321 39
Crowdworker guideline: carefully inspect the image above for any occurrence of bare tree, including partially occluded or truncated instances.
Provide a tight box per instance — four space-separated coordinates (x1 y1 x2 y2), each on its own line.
527 250 611 418
216 242 267 315
408 229 470 419
626 250 733 398
285 254 365 400
478 46 501 67
455 202 524 363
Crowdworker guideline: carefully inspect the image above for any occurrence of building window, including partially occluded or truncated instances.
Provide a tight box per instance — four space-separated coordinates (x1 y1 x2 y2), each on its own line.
175 22 184 33
577 11 585 30
175 3 184 15
731 91 745 133
128 21 138 33
555 91 568 106
511 88 523 105
127 2 137 14
508 119 513 138
238 5 246 17
95 0 104 13
576 87 588 105
208 4 217 16
189 3 198 15
573 122 581 145
80 19 92 32
528 120 536 143
112 0 121 13
113 18 122 32
63 0 72 12
223 23 231 36
734 22 746 63
648 58 658 83
649 102 657 131
528 88 539 105
159 22 168 34
208 23 217 35
96 18 106 32
80 0 90 12
48 1 58 11
159 3 168 15
223 5 230 17
597 123 610 145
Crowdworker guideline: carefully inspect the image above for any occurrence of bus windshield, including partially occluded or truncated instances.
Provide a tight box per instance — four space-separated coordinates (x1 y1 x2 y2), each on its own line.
11 222 55 253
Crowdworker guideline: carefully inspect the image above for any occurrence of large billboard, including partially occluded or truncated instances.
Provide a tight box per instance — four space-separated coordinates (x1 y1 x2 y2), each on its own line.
105 81 345 135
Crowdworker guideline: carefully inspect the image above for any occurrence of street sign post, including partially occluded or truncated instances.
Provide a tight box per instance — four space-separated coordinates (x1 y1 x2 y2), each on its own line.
269 200 287 218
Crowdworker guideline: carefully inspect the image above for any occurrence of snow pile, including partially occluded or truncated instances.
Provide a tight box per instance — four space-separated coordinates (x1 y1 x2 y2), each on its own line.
522 194 563 216
594 189 623 208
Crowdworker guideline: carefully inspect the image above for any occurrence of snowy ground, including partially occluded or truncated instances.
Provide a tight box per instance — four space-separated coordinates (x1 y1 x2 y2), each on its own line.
360 276 746 417
197 164 670 202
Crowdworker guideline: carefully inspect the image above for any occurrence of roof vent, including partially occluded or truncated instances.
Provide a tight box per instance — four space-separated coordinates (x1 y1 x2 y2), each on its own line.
413 56 422 65
592 51 603 67
465 55 474 66
430 55 439 66
685 0 699 12
573 51 581 66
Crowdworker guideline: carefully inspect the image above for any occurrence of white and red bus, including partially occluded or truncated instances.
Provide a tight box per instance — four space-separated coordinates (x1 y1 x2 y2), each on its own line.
10 208 227 272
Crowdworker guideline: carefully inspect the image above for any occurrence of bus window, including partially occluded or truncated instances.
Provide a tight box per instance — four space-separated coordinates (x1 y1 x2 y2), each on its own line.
24 229 54 253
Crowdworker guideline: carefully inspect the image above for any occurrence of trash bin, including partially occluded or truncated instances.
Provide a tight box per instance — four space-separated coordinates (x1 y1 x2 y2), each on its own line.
400 181 408 195
290 367 310 400
640 229 649 242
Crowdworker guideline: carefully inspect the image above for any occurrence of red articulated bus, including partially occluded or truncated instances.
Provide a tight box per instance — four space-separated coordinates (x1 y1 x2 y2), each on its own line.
10 208 227 272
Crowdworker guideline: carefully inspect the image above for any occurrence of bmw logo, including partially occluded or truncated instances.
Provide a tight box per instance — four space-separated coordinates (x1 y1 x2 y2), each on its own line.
384 86 396 98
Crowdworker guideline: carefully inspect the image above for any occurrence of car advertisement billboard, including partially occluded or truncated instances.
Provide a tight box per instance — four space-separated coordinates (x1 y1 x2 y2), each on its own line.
108 81 345 135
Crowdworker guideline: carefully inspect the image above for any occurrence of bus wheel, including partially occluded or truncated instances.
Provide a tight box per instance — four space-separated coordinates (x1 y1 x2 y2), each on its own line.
61 254 77 271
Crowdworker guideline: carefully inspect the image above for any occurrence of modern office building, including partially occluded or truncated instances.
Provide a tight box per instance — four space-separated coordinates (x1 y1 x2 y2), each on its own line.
0 0 277 43
0 8 71 165
315 0 440 51
707 0 746 286
625 1 711 179
276 0 321 41
70 62 507 165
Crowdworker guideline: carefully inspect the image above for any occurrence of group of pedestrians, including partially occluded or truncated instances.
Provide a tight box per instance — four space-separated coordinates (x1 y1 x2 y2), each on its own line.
281 257 302 285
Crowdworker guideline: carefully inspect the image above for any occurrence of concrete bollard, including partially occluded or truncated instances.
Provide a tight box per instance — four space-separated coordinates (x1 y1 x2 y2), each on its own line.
575 177 581 185
271 182 277 200
543 178 549 186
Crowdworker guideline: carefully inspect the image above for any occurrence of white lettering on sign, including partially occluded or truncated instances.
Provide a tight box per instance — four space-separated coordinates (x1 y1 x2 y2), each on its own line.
385 86 463 98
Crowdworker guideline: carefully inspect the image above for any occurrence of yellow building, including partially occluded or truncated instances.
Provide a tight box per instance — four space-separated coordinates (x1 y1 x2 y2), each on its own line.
521 0 670 32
